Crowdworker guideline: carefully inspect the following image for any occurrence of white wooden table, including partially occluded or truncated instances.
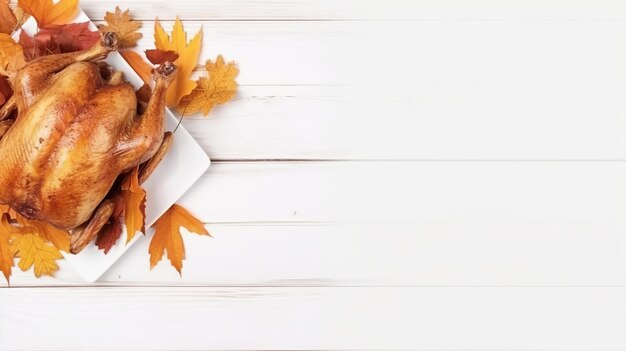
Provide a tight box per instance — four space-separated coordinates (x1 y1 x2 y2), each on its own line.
5 0 626 349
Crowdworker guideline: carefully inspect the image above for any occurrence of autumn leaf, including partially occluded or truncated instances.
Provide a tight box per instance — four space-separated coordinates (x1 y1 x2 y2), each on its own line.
145 49 178 65
18 0 78 28
0 33 25 77
149 204 209 274
96 195 124 254
98 6 142 49
10 231 63 278
121 166 146 243
0 214 19 283
0 75 11 106
37 22 100 53
0 0 17 34
10 210 70 253
154 17 202 106
120 50 152 84
177 55 238 116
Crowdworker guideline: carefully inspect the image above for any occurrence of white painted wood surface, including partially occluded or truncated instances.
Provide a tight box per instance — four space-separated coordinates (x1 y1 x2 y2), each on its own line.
4 0 626 350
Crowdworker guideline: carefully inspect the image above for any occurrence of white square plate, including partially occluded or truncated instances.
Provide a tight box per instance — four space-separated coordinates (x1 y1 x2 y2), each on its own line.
15 9 211 282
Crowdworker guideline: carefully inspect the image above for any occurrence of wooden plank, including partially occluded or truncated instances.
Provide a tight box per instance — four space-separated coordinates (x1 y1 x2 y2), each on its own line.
3 161 626 287
4 222 626 287
79 0 626 21
101 20 626 159
3 287 626 350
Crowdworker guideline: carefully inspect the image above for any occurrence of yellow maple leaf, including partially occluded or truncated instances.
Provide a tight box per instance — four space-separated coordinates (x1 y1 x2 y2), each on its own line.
0 0 17 34
17 0 78 28
149 204 209 274
10 231 63 278
154 17 202 107
98 6 142 49
0 33 25 77
9 208 70 252
177 55 238 116
121 166 146 243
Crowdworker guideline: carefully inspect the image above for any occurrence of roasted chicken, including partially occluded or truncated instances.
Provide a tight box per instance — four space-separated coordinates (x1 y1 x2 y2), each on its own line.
0 32 177 253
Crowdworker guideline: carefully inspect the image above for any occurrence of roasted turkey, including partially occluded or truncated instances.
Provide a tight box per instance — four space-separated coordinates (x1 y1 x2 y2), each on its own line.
0 32 177 253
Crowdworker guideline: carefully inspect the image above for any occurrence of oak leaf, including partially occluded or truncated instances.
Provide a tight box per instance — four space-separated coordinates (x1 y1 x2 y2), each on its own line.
121 166 146 243
96 195 124 254
0 33 25 76
0 0 17 34
98 6 142 49
145 49 178 65
177 55 238 116
18 0 78 28
120 50 152 84
10 231 63 278
149 204 209 274
154 17 202 106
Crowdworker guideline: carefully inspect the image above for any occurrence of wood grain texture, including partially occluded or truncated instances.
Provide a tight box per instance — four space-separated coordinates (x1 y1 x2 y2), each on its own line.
4 287 626 350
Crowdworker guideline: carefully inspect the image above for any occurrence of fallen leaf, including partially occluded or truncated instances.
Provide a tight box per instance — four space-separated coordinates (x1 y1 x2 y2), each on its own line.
18 30 50 61
96 195 124 254
149 204 209 274
136 83 152 103
0 75 11 106
18 0 78 28
98 6 142 49
10 211 70 252
120 50 152 84
36 22 99 53
177 55 238 116
0 0 17 34
0 33 25 77
154 17 202 106
12 6 29 27
121 166 146 243
0 214 17 283
145 49 178 65
10 231 63 278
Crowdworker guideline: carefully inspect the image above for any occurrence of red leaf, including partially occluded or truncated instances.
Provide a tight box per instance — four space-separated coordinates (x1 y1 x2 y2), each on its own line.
18 30 57 61
95 195 124 254
145 49 178 65
0 76 11 106
37 22 99 52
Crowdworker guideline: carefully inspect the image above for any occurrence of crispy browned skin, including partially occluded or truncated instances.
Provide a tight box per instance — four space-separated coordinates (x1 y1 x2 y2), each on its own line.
0 33 177 230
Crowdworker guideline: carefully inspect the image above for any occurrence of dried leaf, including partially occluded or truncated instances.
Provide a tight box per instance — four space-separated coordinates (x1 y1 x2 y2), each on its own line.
0 75 11 106
136 83 152 103
36 22 100 53
10 231 63 278
12 6 29 27
18 30 50 61
120 50 152 84
18 0 78 28
149 204 209 274
0 33 25 77
0 0 17 34
154 17 202 106
0 214 18 283
96 195 124 254
98 6 142 49
121 166 146 244
145 49 178 65
177 55 238 116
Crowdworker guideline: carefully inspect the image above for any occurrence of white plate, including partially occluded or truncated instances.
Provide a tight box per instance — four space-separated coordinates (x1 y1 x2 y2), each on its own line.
15 9 211 282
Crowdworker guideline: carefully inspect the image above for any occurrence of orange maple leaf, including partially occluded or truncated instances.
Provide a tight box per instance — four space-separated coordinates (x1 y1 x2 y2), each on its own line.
154 17 202 107
120 50 152 84
0 0 17 34
121 166 146 244
98 6 142 49
0 213 18 283
149 204 209 274
10 210 70 252
177 55 238 116
18 0 78 28
0 33 25 77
